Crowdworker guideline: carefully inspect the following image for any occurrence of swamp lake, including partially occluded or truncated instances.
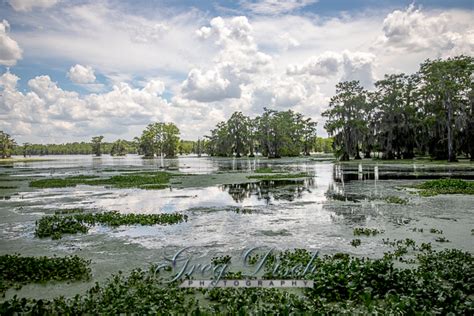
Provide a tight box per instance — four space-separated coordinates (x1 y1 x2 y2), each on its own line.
0 155 473 301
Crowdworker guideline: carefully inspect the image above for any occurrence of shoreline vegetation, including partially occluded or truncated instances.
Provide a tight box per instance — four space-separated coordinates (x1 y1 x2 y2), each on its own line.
0 57 470 163
0 157 53 164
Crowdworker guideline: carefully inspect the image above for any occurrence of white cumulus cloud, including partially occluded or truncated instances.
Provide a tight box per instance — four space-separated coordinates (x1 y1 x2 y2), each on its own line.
287 50 376 88
379 4 474 56
184 16 272 102
67 64 96 84
0 20 22 66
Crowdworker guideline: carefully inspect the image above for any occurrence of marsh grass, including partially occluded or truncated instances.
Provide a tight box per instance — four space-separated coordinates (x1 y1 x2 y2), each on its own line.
0 254 91 294
36 211 188 239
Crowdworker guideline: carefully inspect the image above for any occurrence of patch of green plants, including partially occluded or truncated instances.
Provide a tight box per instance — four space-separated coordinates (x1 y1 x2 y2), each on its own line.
36 211 188 239
232 207 255 214
325 192 364 202
247 172 310 180
29 172 172 190
211 255 231 265
0 254 91 294
254 167 275 173
385 196 408 204
353 227 384 236
412 227 424 232
0 246 472 314
350 239 361 247
414 178 474 196
0 186 17 189
429 228 443 234
435 237 450 243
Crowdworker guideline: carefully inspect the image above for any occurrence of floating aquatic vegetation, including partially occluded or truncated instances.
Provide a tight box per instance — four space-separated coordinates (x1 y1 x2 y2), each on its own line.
0 254 91 294
29 172 172 190
254 167 276 173
429 228 443 234
211 255 231 265
384 196 409 204
232 207 255 214
350 239 361 247
353 227 384 236
247 172 310 180
35 211 188 239
2 246 471 314
414 178 474 196
325 192 364 202
435 237 450 243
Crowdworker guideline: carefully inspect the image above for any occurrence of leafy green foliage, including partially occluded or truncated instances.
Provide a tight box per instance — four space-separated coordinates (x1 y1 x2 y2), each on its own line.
206 109 318 158
353 228 384 236
0 131 16 159
416 178 474 195
211 255 231 265
30 172 172 189
323 55 474 161
254 167 275 173
323 81 367 161
110 139 128 156
350 239 361 247
91 136 104 157
2 247 471 314
0 254 91 294
385 196 408 204
35 211 188 239
13 140 138 155
137 122 180 158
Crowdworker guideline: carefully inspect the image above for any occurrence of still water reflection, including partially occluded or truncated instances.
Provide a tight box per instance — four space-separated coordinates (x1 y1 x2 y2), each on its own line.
0 156 473 283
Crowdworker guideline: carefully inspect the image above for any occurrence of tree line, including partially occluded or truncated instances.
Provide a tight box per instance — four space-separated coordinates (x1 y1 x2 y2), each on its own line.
205 109 319 158
324 55 473 161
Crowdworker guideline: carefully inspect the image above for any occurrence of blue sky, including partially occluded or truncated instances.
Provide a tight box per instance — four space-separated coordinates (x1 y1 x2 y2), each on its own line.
0 0 473 143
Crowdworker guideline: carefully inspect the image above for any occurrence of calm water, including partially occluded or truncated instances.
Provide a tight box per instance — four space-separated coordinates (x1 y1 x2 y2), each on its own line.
0 155 473 299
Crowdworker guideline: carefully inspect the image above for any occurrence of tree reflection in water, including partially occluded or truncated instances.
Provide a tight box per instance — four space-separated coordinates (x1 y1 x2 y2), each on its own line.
220 178 315 203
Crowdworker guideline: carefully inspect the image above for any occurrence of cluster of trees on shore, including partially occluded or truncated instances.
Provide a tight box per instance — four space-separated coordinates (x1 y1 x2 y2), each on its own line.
205 109 318 158
4 56 469 161
324 55 473 161
2 129 332 159
6 140 137 157
134 122 180 158
0 131 16 158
